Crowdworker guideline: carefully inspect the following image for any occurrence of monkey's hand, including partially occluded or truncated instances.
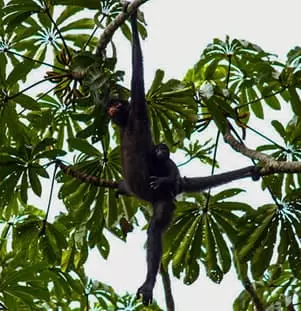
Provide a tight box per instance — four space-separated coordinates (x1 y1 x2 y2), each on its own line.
115 181 132 198
136 283 153 305
149 176 168 190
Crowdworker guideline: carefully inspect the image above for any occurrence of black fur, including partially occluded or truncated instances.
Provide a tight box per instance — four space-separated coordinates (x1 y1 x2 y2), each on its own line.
108 12 178 305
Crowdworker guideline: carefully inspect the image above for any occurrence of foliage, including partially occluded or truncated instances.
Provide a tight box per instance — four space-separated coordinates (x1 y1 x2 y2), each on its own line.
0 0 300 310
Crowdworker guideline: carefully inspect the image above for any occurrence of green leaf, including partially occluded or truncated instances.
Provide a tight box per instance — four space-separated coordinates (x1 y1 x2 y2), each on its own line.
50 0 100 9
210 219 231 273
13 93 40 110
205 96 228 133
7 60 32 85
204 215 223 283
288 227 301 279
148 69 164 95
213 188 245 201
239 210 275 260
248 88 264 119
251 219 278 279
28 168 42 196
264 94 281 110
271 120 286 139
204 59 219 80
56 6 82 25
97 234 110 260
172 215 201 277
60 18 94 32
288 86 301 116
4 10 37 33
68 138 100 156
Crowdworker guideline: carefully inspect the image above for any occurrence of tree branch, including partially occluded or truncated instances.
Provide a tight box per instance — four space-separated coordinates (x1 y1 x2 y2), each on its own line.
96 0 148 55
242 278 265 311
224 125 301 175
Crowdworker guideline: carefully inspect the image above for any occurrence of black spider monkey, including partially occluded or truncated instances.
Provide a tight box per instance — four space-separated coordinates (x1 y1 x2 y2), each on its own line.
107 10 180 305
107 8 260 306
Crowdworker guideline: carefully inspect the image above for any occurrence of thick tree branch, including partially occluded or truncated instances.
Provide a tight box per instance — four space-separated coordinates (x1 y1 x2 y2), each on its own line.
224 125 301 175
96 0 148 55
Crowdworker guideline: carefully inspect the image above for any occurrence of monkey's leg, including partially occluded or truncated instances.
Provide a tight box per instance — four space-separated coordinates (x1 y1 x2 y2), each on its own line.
181 165 260 193
136 200 175 305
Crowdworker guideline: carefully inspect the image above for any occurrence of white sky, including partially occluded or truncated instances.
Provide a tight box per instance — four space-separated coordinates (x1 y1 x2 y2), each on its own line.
24 0 300 310
84 1 301 310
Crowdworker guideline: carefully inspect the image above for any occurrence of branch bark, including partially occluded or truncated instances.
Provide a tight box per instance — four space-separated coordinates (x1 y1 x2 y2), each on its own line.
224 125 301 175
96 0 148 55
242 278 265 311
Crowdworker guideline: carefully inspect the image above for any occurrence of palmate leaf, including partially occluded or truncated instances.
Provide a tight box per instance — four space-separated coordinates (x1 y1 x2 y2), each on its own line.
12 217 42 259
163 201 203 280
165 190 249 284
251 218 278 279
205 193 258 280
147 70 197 145
58 145 135 229
13 93 40 111
2 103 32 143
50 0 100 9
288 231 301 279
1 267 50 307
234 263 301 310
6 59 33 85
210 218 231 274
59 18 94 33
171 212 202 279
238 205 276 261
11 216 66 265
68 138 101 157
3 2 41 34
288 86 301 117
204 214 223 283
0 140 64 203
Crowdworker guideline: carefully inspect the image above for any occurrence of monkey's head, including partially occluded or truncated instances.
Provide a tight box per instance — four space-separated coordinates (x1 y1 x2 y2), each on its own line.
154 143 170 161
107 98 130 127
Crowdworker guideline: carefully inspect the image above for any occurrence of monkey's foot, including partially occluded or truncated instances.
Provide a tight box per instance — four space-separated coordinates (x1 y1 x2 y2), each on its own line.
252 166 261 181
136 283 153 305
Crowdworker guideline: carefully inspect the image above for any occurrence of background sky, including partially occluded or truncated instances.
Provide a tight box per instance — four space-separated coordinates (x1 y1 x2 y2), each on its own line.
52 0 301 309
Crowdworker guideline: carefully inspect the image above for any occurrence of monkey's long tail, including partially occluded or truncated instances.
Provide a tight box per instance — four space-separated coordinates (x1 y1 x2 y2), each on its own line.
56 159 120 188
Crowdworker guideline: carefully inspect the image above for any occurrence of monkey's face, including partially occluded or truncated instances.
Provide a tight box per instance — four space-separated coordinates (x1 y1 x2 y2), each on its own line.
107 99 129 126
154 143 170 161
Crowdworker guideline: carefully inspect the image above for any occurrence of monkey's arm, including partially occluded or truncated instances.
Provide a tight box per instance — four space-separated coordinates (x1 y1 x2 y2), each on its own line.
149 160 179 190
181 165 260 193
115 180 133 197
130 11 149 120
